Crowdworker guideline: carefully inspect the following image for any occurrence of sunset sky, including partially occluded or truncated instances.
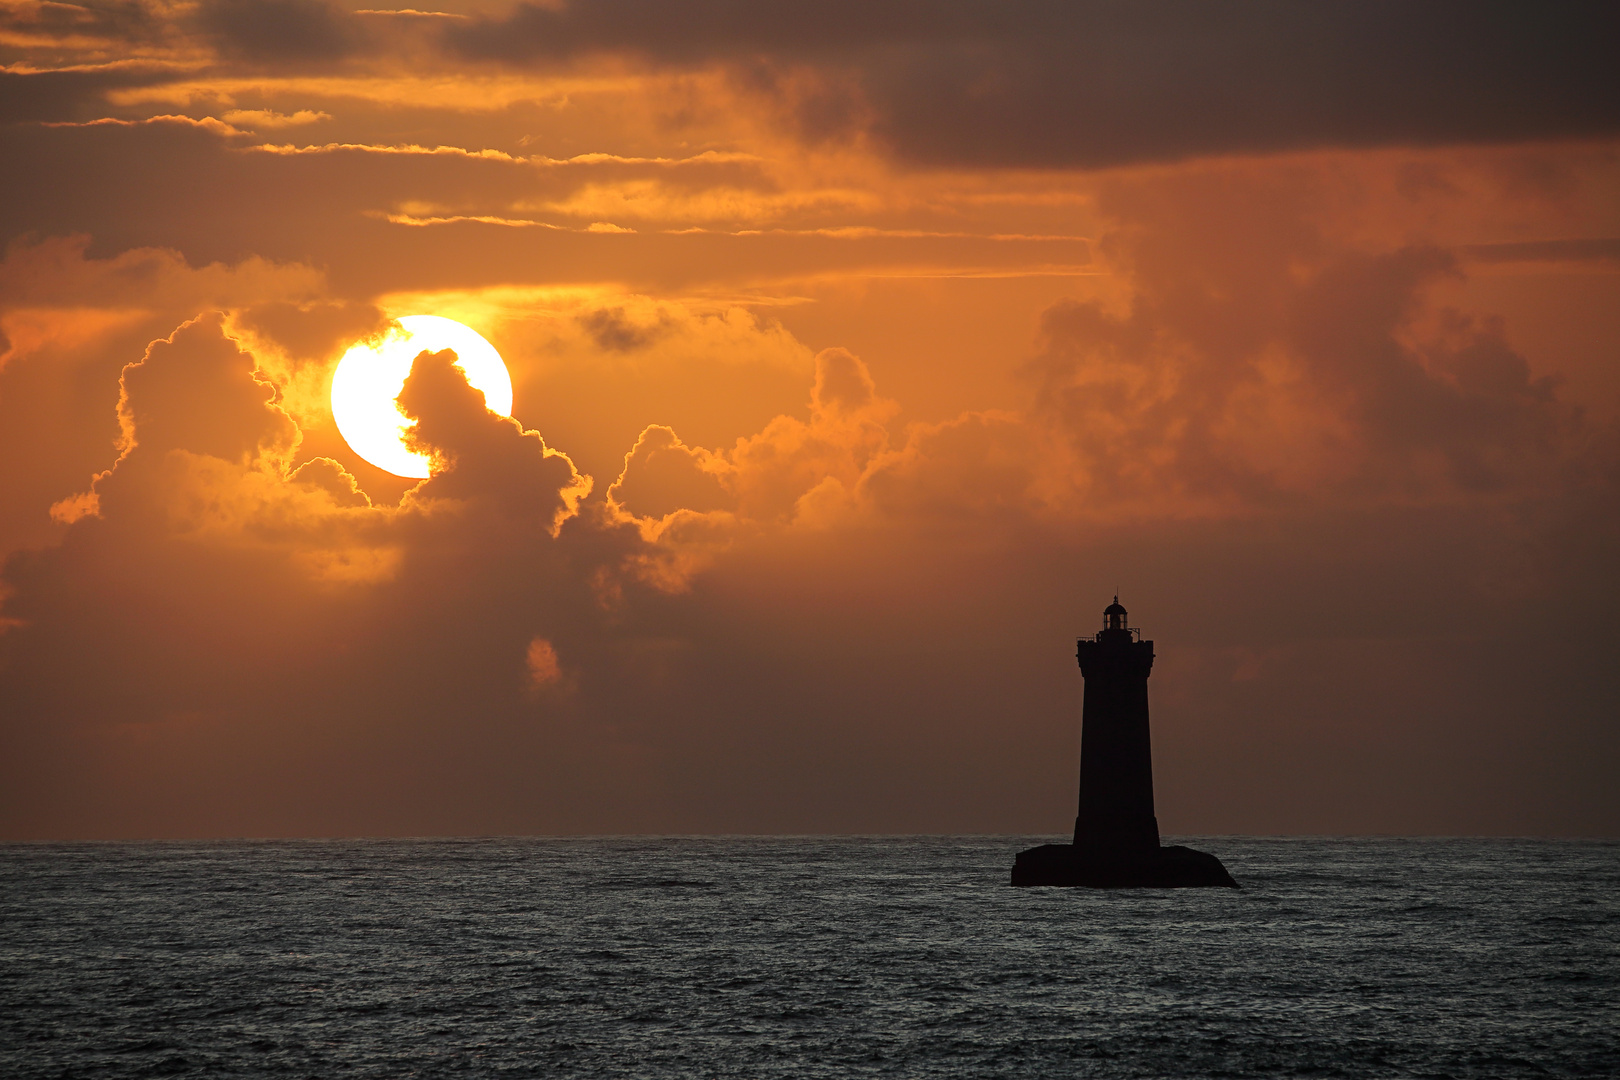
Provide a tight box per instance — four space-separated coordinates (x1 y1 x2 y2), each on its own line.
2 0 1617 840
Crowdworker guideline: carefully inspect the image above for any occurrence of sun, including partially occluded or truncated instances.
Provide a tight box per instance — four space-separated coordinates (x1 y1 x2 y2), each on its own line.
331 315 514 478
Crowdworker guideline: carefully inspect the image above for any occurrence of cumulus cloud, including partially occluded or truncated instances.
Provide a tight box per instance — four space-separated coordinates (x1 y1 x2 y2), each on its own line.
1 269 1616 837
46 314 371 548
25 310 619 628
610 425 736 523
616 211 1597 540
0 304 681 836
400 346 592 534
585 153 1617 698
611 346 894 543
1 1 1616 840
119 313 296 462
0 237 324 557
859 410 1043 520
1024 251 1573 511
1019 167 1594 514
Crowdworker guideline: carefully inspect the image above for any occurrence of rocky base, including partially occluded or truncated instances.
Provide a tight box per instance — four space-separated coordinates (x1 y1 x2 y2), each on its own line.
1011 843 1238 888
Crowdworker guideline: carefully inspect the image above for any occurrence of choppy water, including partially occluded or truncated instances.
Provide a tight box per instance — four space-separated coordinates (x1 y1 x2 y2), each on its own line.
1 836 1616 1078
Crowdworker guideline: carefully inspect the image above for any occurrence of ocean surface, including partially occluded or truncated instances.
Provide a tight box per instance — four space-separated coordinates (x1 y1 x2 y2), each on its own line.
1 836 1616 1078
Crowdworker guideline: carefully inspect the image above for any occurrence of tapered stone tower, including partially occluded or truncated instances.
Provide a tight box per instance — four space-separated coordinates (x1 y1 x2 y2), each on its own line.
1011 598 1236 888
1074 599 1161 858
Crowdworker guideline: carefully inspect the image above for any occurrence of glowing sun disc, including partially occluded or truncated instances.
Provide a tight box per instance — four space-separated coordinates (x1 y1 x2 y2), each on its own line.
331 315 513 478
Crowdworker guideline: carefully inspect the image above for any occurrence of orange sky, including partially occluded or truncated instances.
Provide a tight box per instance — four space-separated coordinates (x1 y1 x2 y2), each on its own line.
2 1 1617 839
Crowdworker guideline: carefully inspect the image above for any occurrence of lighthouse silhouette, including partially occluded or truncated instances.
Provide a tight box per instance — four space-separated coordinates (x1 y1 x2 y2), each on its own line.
1012 597 1237 888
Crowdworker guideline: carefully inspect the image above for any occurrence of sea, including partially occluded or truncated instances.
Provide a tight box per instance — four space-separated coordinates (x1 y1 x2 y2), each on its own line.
1 836 1616 1078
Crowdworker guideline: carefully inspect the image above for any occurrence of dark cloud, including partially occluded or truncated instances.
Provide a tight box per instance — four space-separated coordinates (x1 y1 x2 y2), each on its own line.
192 0 367 63
0 4 1615 841
1462 238 1620 265
0 117 548 276
0 3 184 122
0 0 163 49
443 0 1620 167
862 1 1620 167
400 347 592 531
441 0 959 63
916 156 1601 517
9 2 1616 165
0 300 1616 839
1285 249 1569 493
0 118 1083 298
0 314 656 837
232 299 389 372
579 307 667 352
0 65 187 124
1027 246 1578 504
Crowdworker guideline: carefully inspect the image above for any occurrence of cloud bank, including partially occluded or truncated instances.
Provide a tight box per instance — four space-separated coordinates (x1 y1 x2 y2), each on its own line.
0 1 1616 839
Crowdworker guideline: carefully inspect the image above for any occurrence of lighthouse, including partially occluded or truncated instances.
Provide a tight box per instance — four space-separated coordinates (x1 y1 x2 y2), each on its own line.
1074 598 1160 857
1011 598 1236 888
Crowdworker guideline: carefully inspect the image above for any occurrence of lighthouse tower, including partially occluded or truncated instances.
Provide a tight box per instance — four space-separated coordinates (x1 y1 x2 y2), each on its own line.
1074 598 1160 857
1010 597 1236 888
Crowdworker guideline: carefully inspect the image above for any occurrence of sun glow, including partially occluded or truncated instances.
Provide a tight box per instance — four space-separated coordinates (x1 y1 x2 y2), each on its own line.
331 315 513 477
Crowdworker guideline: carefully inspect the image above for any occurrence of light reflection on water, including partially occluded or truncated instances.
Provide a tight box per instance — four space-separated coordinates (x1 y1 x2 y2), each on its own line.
2 836 1616 1078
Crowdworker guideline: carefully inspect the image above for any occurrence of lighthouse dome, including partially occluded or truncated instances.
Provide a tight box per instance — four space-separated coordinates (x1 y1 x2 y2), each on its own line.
1103 596 1129 632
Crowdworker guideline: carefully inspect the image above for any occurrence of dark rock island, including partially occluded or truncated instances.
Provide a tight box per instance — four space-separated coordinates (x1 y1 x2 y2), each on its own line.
1012 599 1237 888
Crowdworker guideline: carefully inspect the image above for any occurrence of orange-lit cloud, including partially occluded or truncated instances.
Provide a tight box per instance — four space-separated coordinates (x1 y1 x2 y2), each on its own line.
1 1 1616 840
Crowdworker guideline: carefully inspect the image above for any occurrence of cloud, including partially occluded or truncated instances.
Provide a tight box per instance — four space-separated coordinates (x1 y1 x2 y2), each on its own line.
609 425 736 523
0 0 162 44
46 313 349 542
0 305 148 374
0 237 323 557
615 221 1594 541
1015 164 1594 514
611 346 894 542
0 114 1088 299
1461 238 1620 267
117 313 297 463
11 2 1616 167
221 108 330 128
859 409 1043 520
1 5 1617 839
590 154 1615 649
442 0 1620 167
378 287 817 491
1 287 1616 837
525 635 562 687
0 64 192 124
0 306 675 837
192 0 368 64
399 346 592 535
0 117 548 276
